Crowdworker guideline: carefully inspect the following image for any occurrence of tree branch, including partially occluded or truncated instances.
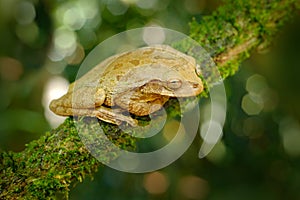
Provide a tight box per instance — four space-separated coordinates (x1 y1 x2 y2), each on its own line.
1 0 299 198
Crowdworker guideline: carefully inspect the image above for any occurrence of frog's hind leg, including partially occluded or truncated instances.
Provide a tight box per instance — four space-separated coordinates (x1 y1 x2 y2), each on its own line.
53 106 138 126
50 86 138 126
50 103 138 127
88 106 138 126
50 86 105 111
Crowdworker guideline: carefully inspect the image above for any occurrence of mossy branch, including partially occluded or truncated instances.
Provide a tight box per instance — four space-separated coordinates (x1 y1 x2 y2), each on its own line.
1 0 299 199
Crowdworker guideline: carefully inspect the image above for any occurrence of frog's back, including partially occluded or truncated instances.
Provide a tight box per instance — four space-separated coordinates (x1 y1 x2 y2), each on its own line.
72 45 196 106
100 45 194 88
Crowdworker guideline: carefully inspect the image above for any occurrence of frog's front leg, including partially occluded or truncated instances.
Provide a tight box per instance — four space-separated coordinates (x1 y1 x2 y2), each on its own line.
50 85 106 111
114 89 169 116
57 106 138 126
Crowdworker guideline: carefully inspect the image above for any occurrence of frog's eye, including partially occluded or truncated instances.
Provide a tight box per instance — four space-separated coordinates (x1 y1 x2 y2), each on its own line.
167 78 182 89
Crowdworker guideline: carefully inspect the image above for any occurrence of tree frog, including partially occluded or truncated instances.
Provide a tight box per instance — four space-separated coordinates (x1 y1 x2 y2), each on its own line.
49 45 203 126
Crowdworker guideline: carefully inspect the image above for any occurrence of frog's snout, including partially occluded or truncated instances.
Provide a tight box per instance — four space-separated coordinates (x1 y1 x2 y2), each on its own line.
191 82 203 95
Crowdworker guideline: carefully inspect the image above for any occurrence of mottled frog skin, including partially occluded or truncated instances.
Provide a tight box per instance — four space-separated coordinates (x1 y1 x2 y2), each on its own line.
50 45 203 126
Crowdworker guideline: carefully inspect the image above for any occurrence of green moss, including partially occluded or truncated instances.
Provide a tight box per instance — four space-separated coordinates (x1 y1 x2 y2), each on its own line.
0 118 136 199
189 0 297 79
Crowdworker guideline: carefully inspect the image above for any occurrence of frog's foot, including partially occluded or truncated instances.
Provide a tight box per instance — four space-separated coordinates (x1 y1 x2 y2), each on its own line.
70 107 138 127
95 106 138 126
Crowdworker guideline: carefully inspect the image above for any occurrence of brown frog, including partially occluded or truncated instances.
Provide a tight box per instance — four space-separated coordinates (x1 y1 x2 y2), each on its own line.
49 45 203 126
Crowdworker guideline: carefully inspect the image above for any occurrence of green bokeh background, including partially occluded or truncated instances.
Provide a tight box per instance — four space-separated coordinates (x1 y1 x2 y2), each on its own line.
1 0 300 199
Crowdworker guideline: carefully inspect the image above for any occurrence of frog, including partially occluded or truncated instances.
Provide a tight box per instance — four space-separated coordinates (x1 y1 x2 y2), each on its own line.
49 44 203 126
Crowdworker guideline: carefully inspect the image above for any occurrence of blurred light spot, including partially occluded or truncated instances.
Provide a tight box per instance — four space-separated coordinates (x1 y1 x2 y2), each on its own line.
200 120 223 144
107 0 128 16
14 1 36 25
78 28 98 49
246 74 268 96
45 59 67 75
143 26 165 45
48 27 77 61
55 1 100 33
78 0 99 19
143 172 169 195
279 117 300 157
206 141 227 163
63 7 86 30
84 14 102 29
283 129 300 157
15 22 39 45
136 0 157 9
231 117 243 136
42 76 69 127
65 43 85 65
55 3 70 23
162 119 180 142
184 0 206 14
261 88 278 112
243 117 264 138
117 153 140 171
241 93 263 115
0 57 23 81
243 74 278 113
178 176 209 200
48 48 63 62
54 28 77 54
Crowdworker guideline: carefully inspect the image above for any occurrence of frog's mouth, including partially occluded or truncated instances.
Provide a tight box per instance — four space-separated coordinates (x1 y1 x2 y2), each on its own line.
142 80 203 97
162 81 203 97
